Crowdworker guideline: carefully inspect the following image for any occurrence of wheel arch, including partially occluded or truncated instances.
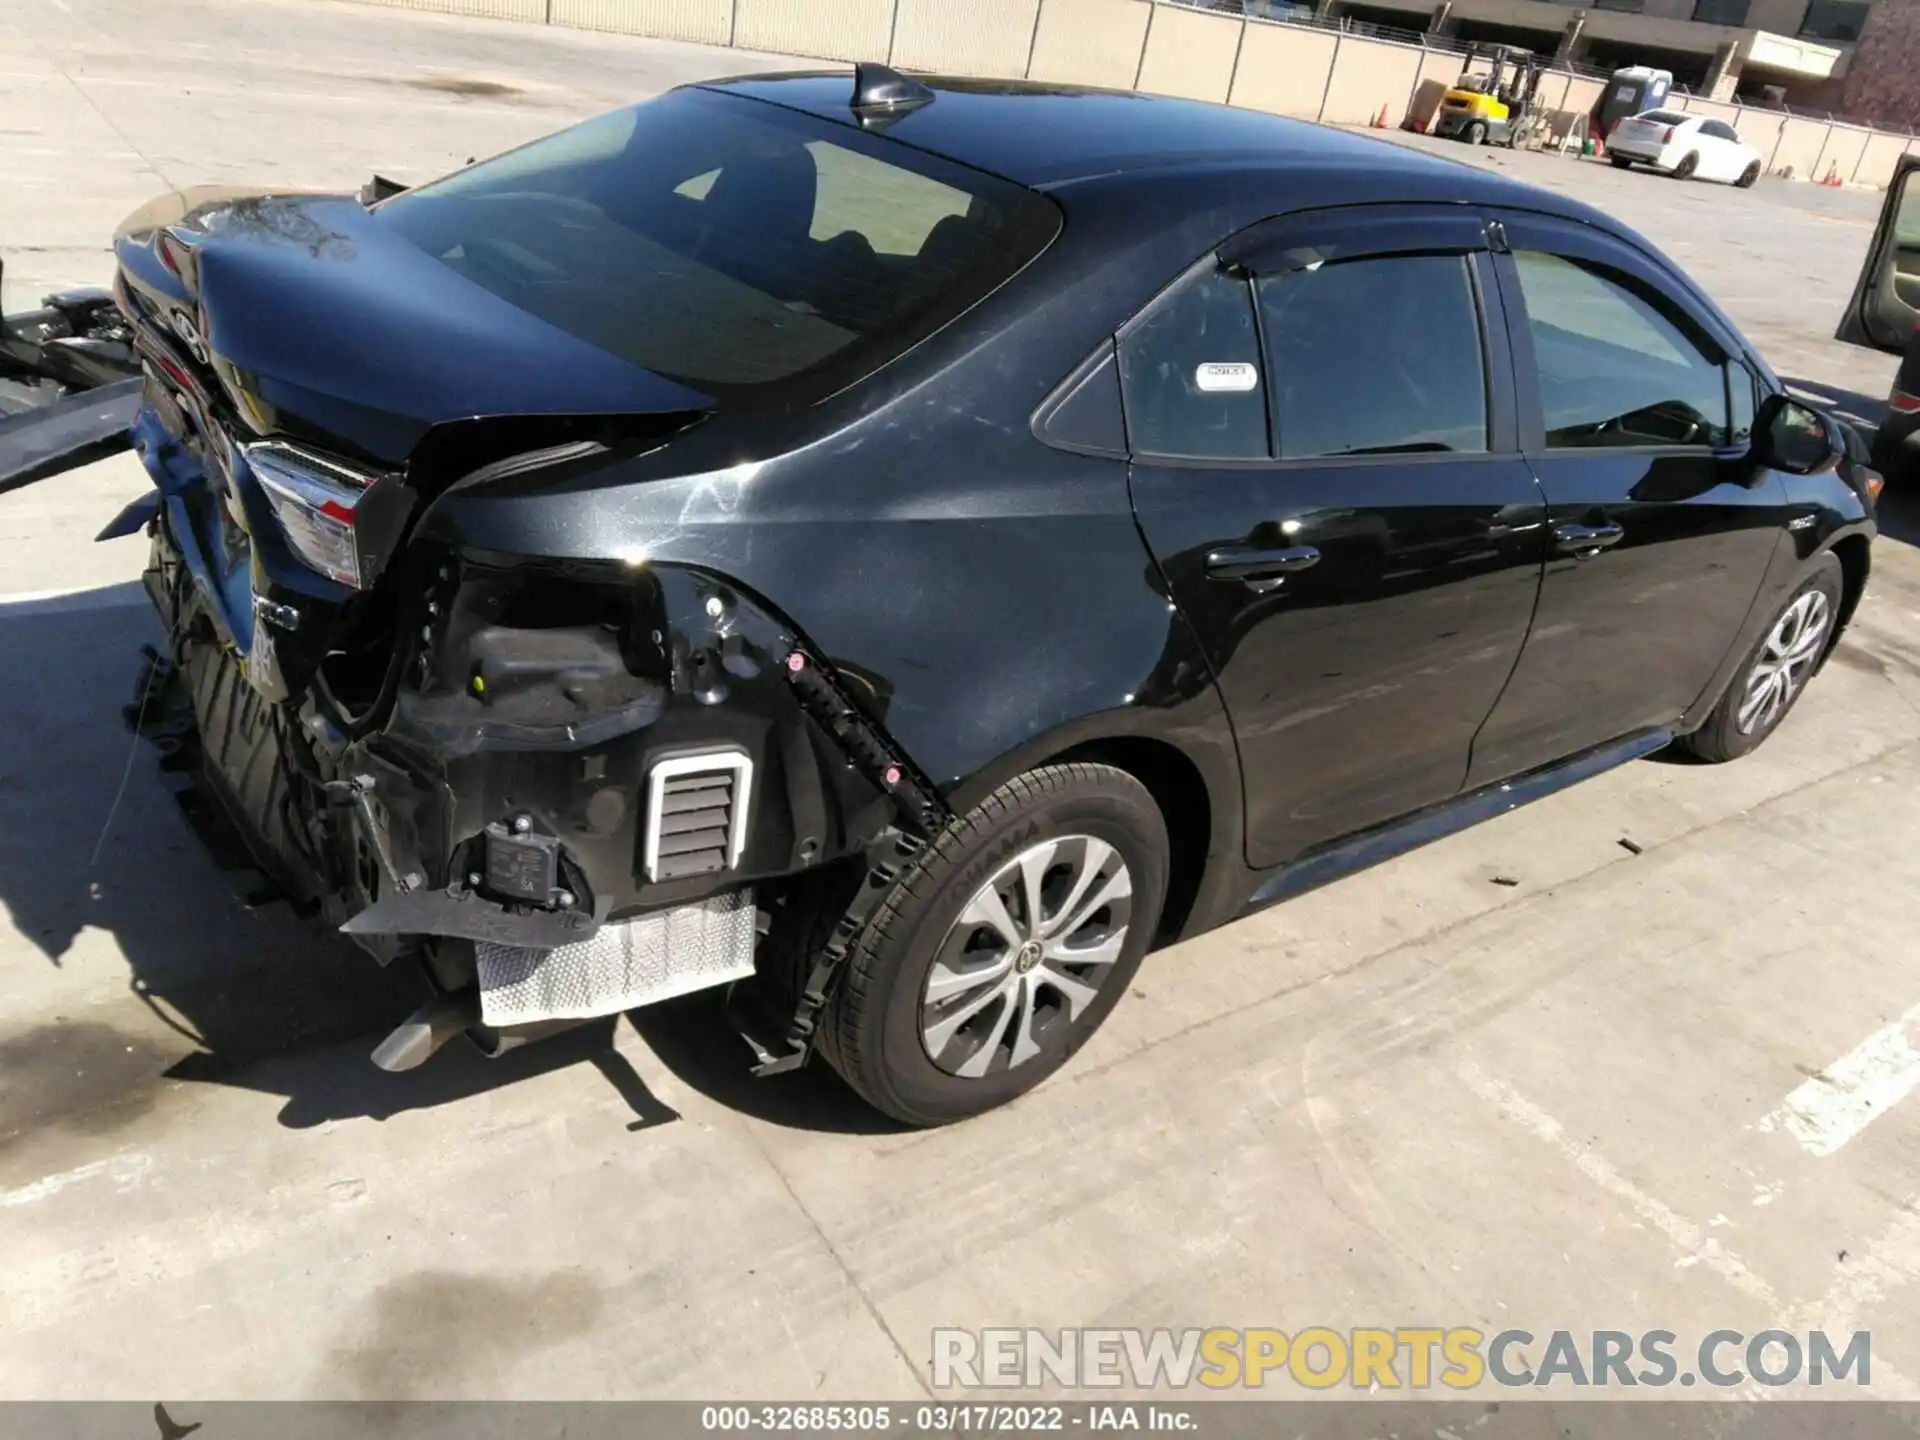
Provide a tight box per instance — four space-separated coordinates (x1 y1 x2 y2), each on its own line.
939 705 1245 949
1827 530 1873 659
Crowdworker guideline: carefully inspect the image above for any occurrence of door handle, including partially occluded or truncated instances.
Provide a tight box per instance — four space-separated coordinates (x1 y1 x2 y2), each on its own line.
1205 544 1322 583
1553 520 1624 558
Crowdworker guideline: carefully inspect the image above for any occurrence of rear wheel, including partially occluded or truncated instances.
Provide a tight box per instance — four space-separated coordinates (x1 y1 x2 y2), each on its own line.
1737 161 1761 188
1609 153 1633 169
821 763 1168 1126
1680 556 1842 763
1674 151 1700 179
1464 120 1487 145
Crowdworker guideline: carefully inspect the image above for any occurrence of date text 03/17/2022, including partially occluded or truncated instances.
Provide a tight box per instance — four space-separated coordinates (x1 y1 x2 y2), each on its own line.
698 1405 1196 1431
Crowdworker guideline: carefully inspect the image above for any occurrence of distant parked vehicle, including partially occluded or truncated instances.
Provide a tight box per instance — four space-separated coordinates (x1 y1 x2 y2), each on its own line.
1608 110 1763 187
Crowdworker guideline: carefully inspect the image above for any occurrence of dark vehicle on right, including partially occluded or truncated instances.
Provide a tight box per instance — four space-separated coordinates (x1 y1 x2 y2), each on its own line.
1839 154 1920 487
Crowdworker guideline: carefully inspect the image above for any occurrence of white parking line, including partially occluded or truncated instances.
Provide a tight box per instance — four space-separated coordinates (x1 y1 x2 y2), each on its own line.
1458 1061 1782 1306
0 1152 151 1208
1758 1002 1920 1158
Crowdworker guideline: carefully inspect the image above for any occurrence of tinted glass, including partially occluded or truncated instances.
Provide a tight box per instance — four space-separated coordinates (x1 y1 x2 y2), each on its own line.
1257 254 1488 458
1692 0 1752 22
1119 266 1267 460
1637 109 1689 126
376 88 1058 392
1799 0 1869 39
1513 251 1730 448
1702 120 1738 141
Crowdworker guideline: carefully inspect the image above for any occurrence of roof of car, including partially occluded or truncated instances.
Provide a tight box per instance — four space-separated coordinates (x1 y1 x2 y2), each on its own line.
699 71 1553 199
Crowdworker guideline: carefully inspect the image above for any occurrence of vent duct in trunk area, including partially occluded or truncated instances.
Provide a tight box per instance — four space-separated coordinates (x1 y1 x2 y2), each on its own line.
644 750 753 883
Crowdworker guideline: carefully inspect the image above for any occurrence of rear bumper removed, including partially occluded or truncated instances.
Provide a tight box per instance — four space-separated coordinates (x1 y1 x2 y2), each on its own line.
128 509 950 1070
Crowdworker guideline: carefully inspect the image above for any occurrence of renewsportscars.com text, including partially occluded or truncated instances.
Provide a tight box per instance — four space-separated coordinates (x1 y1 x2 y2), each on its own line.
931 1327 1871 1391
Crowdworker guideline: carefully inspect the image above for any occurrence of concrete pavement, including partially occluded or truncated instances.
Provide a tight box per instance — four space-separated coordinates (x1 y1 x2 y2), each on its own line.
7 0 1920 1408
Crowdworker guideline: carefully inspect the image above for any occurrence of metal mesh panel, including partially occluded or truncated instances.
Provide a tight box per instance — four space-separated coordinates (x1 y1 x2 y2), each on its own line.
476 889 756 1026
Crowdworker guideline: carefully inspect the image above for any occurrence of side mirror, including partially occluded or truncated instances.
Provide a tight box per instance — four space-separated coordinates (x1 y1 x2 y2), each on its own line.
1752 393 1843 476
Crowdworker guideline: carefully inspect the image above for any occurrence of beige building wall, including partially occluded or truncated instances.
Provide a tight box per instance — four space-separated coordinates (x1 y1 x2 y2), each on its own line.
1561 74 1604 116
353 0 548 18
891 0 1041 77
734 0 893 60
1854 129 1913 187
332 0 1920 189
1730 106 1786 160
1679 95 1742 124
1028 0 1153 88
1534 70 1574 114
1812 123 1871 181
1229 20 1337 120
1137 4 1242 102
550 0 732 43
1321 37 1421 125
1770 113 1833 176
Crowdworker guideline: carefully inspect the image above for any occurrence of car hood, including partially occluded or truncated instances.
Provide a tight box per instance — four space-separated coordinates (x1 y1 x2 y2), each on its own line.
113 189 713 467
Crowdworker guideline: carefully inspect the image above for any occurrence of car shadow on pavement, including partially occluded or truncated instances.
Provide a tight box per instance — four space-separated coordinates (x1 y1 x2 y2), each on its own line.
0 585 694 1142
627 994 912 1136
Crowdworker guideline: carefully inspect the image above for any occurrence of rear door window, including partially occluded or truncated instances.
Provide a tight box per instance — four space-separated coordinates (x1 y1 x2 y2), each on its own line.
1256 253 1489 458
1118 266 1269 460
374 87 1060 398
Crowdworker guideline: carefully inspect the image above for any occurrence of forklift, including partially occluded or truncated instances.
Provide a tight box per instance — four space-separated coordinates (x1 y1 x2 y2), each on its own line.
1434 44 1544 147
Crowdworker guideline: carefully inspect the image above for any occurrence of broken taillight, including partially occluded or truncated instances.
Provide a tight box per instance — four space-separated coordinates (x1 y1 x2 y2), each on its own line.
244 441 375 589
1889 389 1920 414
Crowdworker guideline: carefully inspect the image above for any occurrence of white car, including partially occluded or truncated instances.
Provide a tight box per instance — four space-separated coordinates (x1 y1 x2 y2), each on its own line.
1606 109 1763 187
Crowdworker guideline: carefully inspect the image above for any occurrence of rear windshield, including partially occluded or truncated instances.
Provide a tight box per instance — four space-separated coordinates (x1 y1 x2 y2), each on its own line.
374 87 1060 398
1634 110 1688 125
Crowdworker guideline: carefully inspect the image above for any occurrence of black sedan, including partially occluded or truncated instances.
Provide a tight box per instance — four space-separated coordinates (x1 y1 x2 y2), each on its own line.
72 65 1872 1126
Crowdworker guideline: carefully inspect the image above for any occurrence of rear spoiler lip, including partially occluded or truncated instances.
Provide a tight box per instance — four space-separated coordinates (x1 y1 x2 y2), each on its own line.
0 376 142 494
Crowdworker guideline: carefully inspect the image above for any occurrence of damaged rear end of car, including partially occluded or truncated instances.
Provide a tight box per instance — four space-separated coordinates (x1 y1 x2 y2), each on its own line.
102 78 1054 1074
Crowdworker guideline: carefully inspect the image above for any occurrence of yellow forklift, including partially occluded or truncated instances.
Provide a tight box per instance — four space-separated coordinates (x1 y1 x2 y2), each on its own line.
1434 44 1543 147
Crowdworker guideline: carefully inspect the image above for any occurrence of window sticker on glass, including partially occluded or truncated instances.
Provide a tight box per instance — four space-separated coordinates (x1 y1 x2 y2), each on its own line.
1195 361 1259 393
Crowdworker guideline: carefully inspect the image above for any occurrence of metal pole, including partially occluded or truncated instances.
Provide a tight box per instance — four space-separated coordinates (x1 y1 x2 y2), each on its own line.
1226 13 1249 104
885 0 901 65
1317 25 1340 122
1809 118 1836 183
1024 0 1047 78
1134 1 1158 92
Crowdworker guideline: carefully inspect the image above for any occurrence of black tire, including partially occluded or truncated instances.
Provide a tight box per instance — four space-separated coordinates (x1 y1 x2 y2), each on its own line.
1674 151 1699 180
1609 153 1633 169
1737 161 1760 188
1464 121 1487 145
1679 554 1843 763
820 762 1168 1127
